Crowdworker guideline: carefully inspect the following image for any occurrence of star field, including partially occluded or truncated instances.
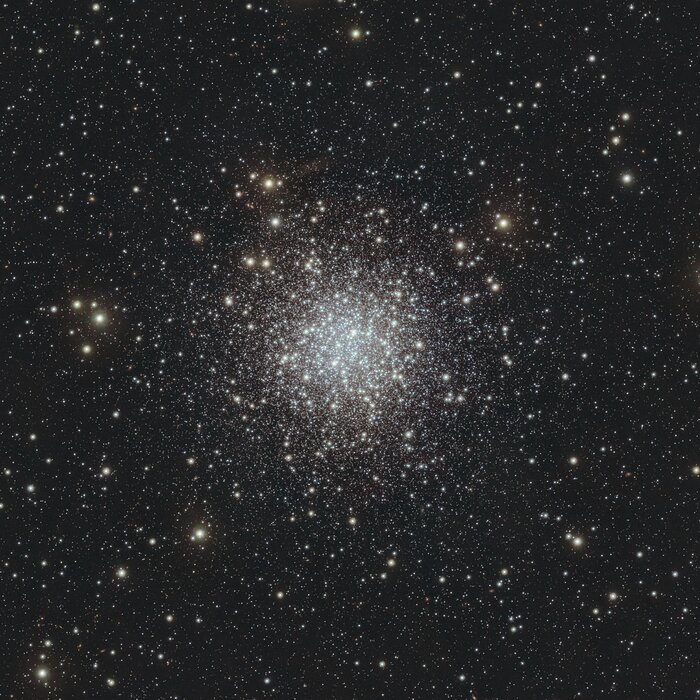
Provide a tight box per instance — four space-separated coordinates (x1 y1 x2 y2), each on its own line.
0 1 698 698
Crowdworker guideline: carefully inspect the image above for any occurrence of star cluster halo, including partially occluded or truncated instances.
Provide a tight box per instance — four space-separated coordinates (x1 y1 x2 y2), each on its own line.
177 193 508 483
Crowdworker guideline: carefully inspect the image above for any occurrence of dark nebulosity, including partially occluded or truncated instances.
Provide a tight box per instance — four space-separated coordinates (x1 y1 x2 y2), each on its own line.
1 1 698 698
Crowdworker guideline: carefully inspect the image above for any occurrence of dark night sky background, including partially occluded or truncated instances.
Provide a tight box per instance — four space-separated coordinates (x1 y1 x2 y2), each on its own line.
1 1 698 698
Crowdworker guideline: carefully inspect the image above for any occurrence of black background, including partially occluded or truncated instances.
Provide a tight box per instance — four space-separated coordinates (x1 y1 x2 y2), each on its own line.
1 1 698 698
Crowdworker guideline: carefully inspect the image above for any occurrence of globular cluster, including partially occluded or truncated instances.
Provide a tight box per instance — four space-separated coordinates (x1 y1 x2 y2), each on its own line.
1 1 698 699
180 197 510 484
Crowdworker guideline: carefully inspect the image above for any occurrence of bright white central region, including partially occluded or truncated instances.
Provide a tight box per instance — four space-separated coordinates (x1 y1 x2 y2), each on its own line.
276 290 421 414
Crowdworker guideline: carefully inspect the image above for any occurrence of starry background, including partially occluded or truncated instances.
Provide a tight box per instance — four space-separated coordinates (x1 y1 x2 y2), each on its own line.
1 1 698 698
